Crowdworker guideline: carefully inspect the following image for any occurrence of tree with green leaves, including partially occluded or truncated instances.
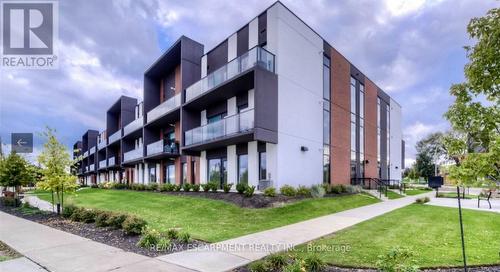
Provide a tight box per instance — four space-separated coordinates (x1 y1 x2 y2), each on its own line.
444 7 499 190
414 151 435 179
0 152 32 201
37 127 78 214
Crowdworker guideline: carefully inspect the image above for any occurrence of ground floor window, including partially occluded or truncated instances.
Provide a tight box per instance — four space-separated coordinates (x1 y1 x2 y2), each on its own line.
208 158 226 188
164 164 175 184
323 145 330 183
191 160 196 184
238 154 248 184
259 152 266 180
149 165 156 183
182 163 187 185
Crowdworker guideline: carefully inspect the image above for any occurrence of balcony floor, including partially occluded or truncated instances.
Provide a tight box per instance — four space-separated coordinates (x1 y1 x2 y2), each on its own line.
182 131 254 155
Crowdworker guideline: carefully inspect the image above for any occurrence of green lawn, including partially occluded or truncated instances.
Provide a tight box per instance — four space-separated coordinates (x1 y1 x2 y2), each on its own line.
405 189 432 196
386 190 404 199
35 189 379 242
290 204 500 268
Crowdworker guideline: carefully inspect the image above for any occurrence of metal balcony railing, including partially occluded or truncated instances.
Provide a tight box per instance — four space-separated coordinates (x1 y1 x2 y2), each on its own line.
184 109 254 146
109 129 122 143
185 47 275 102
123 147 143 162
99 160 106 169
123 117 144 135
146 139 179 156
147 93 181 123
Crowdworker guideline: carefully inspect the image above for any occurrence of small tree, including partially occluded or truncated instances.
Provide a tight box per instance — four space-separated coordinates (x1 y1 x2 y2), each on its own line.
37 127 78 214
0 152 32 200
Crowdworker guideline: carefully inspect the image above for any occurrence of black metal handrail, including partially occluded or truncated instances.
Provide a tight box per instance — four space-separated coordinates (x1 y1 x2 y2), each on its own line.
351 177 389 199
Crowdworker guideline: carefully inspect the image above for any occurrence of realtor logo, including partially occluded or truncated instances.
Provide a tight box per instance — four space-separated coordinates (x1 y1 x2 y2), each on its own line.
11 133 33 153
1 1 58 69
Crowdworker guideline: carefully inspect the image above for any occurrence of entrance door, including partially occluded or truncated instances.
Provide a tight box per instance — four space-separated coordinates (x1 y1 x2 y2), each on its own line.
208 158 227 189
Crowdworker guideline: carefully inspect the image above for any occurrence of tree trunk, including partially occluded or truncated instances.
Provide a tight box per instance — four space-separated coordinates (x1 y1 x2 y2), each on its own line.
51 190 55 213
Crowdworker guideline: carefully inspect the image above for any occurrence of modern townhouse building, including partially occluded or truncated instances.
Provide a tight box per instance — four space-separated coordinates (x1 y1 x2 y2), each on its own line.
74 1 404 189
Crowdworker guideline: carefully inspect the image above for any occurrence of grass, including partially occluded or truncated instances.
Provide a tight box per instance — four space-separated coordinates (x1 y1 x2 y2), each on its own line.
438 192 477 199
0 241 21 262
36 188 379 242
405 188 432 196
386 190 404 199
290 204 500 268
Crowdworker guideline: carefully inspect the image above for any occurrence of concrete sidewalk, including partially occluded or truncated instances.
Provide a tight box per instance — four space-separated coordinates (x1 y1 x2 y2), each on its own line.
157 193 432 272
427 196 500 213
0 211 194 272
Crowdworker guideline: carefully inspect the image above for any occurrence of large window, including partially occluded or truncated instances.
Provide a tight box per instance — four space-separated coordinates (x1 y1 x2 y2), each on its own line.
149 165 156 183
323 56 330 101
323 55 331 183
182 163 187 185
259 152 267 180
165 164 175 184
208 158 226 188
350 77 366 179
323 145 330 184
238 154 248 184
191 161 196 184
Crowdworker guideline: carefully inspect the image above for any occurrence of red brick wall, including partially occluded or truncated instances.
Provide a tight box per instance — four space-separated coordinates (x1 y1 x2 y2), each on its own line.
365 79 378 178
330 48 351 185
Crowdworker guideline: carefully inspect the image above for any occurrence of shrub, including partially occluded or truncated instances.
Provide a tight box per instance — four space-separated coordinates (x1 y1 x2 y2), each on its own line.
95 211 113 227
173 185 182 192
223 183 233 193
376 246 419 272
311 185 326 198
69 207 86 221
137 228 161 248
62 204 78 218
90 184 99 188
160 183 175 192
122 216 147 235
147 182 158 191
202 183 211 192
283 259 304 272
321 184 331 194
263 187 276 197
209 181 218 192
248 260 269 272
112 182 128 190
244 185 255 197
1 196 20 207
330 184 342 194
297 185 311 197
80 209 97 223
182 183 192 192
415 197 430 204
138 184 146 191
345 185 361 194
179 232 191 243
192 184 200 192
166 228 179 239
304 255 325 272
157 237 171 251
280 185 297 197
340 184 349 193
267 254 288 270
236 183 247 194
106 213 128 229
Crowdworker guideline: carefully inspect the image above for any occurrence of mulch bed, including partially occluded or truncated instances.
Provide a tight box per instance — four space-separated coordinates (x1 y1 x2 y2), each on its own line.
0 202 206 257
0 240 22 260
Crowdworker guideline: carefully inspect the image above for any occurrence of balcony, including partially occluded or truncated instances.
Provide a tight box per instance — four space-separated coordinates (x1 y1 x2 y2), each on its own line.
123 117 144 136
83 151 88 157
146 139 179 158
185 109 254 147
89 164 95 171
123 147 143 163
108 129 122 144
98 140 107 150
108 157 116 167
89 146 96 155
185 47 275 103
85 166 89 172
99 160 106 169
147 93 181 124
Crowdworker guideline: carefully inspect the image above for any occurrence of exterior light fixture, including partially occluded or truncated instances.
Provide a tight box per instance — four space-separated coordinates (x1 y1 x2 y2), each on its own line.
300 146 308 152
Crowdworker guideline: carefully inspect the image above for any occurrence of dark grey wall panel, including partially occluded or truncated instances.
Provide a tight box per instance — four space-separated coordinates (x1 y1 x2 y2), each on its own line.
207 40 228 74
237 25 249 57
206 100 227 117
254 68 278 134
258 11 267 46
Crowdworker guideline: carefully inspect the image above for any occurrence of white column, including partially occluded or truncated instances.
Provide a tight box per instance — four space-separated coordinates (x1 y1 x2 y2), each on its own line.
201 55 207 78
248 18 258 48
143 163 148 184
248 89 255 109
200 151 207 184
248 141 259 187
134 165 139 184
201 110 207 126
266 143 278 188
227 145 237 184
156 163 161 183
228 33 237 61
227 97 237 116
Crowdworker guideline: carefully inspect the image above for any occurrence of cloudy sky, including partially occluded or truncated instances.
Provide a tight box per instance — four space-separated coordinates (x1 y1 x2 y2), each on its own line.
0 0 497 165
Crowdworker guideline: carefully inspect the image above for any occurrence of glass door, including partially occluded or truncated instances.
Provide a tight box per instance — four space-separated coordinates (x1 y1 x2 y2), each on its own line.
208 158 227 189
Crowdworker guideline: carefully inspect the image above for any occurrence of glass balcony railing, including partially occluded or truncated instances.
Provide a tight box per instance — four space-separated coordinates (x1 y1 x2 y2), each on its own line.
98 140 106 150
85 166 89 172
147 93 181 123
108 157 116 166
146 139 179 156
185 47 275 102
89 146 96 155
83 151 88 157
184 109 254 146
123 147 143 162
89 164 95 171
123 117 144 135
108 129 122 143
99 160 106 169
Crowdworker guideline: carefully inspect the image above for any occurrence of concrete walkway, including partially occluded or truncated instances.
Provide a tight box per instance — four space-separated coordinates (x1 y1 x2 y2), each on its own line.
427 196 500 213
157 193 432 272
23 195 54 212
0 212 195 272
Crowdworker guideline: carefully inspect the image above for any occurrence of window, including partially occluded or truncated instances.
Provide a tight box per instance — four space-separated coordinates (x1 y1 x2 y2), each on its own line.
182 163 187 185
259 152 267 180
323 109 330 145
208 159 221 184
350 83 356 114
238 154 248 184
191 161 196 184
149 165 156 183
323 146 330 183
323 56 330 101
164 164 175 184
